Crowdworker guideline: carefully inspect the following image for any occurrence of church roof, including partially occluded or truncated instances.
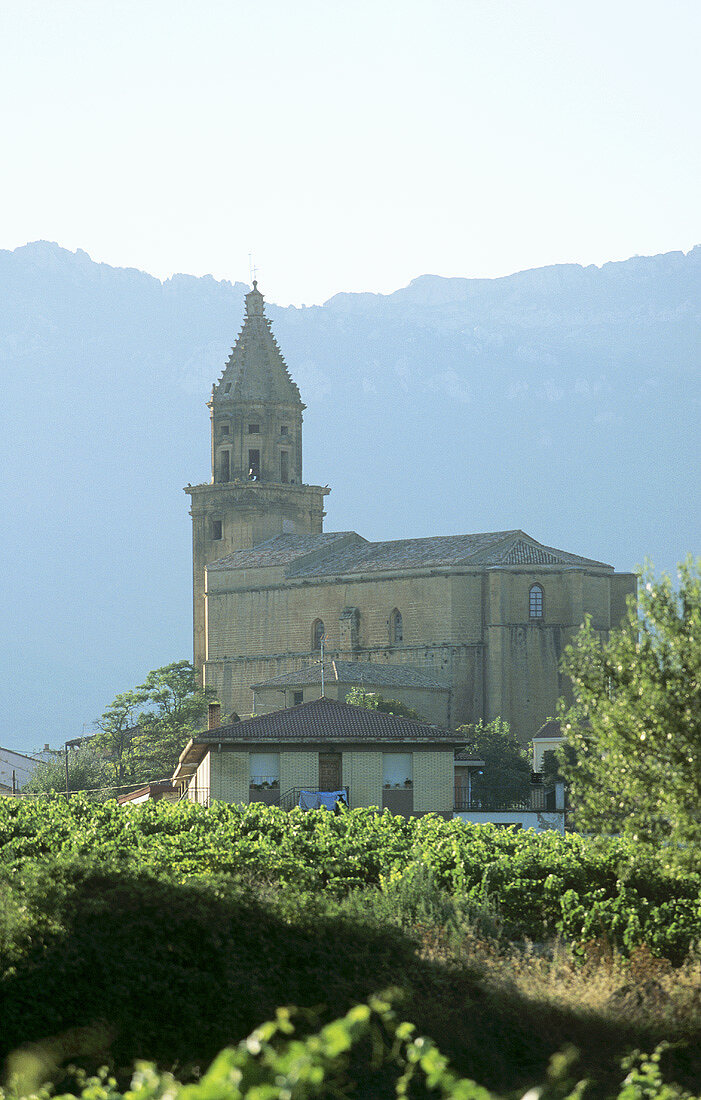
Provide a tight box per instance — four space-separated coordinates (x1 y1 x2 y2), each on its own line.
214 282 303 405
251 660 450 692
208 532 360 571
286 529 612 576
208 529 612 577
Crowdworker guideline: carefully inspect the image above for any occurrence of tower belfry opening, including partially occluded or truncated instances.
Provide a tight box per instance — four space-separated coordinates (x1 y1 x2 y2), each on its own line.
185 283 330 676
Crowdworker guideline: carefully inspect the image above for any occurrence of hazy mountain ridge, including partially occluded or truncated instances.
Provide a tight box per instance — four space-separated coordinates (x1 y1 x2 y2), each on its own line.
1 241 698 750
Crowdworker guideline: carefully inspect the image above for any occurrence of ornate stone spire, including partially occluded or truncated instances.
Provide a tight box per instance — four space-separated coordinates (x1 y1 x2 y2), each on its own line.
214 283 303 406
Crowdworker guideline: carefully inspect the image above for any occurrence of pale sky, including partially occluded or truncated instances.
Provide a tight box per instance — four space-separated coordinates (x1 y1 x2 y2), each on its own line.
1 0 699 305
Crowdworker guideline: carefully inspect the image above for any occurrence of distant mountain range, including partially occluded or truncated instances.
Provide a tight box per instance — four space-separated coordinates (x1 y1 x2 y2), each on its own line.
1 241 699 751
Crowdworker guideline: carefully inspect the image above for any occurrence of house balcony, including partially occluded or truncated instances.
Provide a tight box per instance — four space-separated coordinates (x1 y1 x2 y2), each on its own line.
454 785 549 813
249 776 281 806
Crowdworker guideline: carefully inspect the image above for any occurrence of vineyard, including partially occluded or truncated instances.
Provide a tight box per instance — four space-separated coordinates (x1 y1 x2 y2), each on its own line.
1 798 700 1097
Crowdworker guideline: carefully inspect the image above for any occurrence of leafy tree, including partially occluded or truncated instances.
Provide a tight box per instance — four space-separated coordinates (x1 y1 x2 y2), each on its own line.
345 687 424 722
455 718 532 805
23 744 111 796
559 557 701 864
92 689 143 785
28 661 212 795
133 661 214 777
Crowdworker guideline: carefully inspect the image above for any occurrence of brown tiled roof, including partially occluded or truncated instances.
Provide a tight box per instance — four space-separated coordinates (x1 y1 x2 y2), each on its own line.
251 660 449 692
195 696 457 744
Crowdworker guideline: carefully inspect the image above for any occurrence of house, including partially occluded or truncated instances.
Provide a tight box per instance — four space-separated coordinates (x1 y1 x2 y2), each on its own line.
172 697 461 817
532 718 565 773
0 744 54 794
185 282 636 745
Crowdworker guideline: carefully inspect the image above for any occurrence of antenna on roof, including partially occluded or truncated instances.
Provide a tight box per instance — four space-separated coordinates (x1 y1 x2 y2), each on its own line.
248 251 258 287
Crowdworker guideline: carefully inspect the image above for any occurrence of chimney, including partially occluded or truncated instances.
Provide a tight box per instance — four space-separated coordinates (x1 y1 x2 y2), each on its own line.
208 702 221 730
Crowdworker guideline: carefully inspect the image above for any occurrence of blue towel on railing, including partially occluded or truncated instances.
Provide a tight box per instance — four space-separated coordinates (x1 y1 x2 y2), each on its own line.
317 790 341 810
298 789 348 811
299 790 319 810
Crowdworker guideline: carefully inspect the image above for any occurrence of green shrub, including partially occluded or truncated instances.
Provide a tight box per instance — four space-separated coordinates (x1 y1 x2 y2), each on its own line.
0 799 699 962
1 1000 696 1100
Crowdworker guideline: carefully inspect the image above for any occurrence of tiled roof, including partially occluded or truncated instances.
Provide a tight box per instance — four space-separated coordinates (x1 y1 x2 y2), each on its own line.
534 719 563 739
196 696 457 743
251 660 450 692
209 532 359 571
209 529 612 577
287 529 611 576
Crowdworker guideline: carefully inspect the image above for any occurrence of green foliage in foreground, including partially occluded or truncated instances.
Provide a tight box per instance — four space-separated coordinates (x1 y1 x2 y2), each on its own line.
1 850 700 1096
560 557 701 866
2 1000 695 1100
1 798 700 963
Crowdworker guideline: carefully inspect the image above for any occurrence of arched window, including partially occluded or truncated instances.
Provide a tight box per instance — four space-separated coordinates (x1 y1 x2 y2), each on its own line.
312 619 325 651
529 584 544 619
390 608 403 645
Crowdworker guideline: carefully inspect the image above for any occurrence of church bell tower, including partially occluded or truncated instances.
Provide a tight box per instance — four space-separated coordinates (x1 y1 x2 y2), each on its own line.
186 282 329 675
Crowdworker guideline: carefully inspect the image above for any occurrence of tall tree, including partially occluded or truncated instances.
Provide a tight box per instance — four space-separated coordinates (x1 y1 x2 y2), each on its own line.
29 661 212 795
559 557 701 865
455 718 532 806
133 660 212 777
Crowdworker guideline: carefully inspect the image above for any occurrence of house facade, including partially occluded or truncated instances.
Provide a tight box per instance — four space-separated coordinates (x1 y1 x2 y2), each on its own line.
173 697 460 817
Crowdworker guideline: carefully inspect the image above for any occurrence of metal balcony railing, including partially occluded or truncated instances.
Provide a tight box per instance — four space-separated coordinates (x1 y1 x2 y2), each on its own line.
454 786 549 813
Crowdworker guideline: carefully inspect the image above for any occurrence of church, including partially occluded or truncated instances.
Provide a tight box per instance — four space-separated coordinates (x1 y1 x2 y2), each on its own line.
186 283 635 744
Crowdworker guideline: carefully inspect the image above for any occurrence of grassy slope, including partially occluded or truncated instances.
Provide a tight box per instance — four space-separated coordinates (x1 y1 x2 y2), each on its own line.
1 858 700 1098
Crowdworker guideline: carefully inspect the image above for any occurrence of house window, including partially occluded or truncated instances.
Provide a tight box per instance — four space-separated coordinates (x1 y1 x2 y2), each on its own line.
224 383 231 393
390 608 403 645
248 423 260 434
383 753 413 788
220 423 230 436
312 619 325 651
529 584 544 619
211 519 223 540
280 425 289 436
220 450 230 482
293 690 303 706
249 752 279 788
248 449 260 479
280 450 289 483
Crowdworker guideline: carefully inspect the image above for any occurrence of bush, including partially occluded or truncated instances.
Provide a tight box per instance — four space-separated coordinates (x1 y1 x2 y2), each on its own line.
0 799 699 962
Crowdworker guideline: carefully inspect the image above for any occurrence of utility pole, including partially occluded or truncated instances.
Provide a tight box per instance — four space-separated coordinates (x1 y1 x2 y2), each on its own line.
64 736 84 797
